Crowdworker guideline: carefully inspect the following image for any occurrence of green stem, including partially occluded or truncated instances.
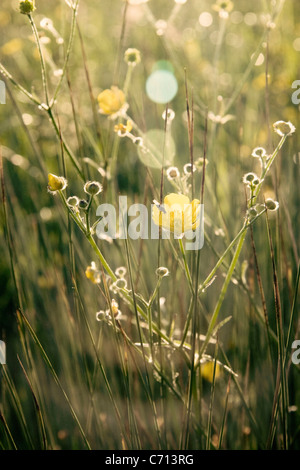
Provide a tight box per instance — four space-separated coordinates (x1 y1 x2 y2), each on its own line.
199 228 247 360
48 107 84 180
0 64 41 106
179 238 193 292
123 64 134 99
109 66 134 181
52 0 80 105
28 14 50 106
85 229 177 348
253 135 287 205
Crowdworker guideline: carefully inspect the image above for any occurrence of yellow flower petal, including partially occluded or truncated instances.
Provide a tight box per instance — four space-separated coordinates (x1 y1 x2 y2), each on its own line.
85 263 100 284
164 193 190 209
48 173 67 192
97 86 125 116
152 193 201 236
201 362 221 383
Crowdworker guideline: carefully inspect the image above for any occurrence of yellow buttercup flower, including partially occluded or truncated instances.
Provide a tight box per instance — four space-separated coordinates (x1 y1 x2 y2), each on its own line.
97 86 126 117
111 299 119 317
48 173 67 192
85 262 101 284
152 193 201 236
201 361 221 383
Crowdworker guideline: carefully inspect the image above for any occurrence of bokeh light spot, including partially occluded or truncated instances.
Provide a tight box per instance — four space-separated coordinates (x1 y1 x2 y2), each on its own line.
199 12 213 27
146 70 178 104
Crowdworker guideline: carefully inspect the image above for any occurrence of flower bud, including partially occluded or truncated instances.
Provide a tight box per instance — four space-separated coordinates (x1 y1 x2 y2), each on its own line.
48 173 67 192
84 181 103 196
19 0 36 14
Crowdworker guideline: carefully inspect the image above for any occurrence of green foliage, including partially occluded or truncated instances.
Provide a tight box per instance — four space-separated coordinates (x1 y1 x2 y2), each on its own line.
0 0 299 450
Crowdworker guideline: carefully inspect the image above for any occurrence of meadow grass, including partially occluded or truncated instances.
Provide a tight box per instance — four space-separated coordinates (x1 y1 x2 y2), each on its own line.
0 0 299 450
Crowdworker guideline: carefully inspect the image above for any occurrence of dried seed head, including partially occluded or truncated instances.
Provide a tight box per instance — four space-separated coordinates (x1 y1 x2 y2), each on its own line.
242 172 260 185
252 147 267 159
124 48 141 66
67 196 79 207
78 199 89 210
96 310 106 322
265 198 279 211
183 163 196 175
162 108 175 122
166 166 180 180
115 266 127 278
273 120 296 137
156 266 169 278
84 181 103 196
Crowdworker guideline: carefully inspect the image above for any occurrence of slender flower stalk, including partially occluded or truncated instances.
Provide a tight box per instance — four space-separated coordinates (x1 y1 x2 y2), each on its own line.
28 13 50 106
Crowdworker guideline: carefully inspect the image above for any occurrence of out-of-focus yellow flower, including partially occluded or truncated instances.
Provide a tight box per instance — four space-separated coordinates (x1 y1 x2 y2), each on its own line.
152 193 201 236
1 39 23 56
114 120 133 135
111 299 119 316
97 86 126 117
85 262 101 284
48 173 67 192
201 361 221 383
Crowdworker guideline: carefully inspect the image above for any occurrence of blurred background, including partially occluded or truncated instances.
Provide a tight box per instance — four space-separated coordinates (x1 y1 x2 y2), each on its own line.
0 0 299 450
